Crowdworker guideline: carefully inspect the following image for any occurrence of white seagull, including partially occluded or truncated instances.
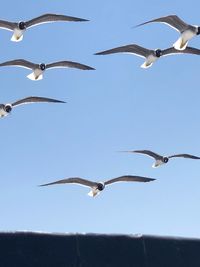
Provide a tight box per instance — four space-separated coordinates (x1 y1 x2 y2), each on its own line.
0 96 65 118
95 44 200 68
0 59 95 80
0 13 89 42
136 15 200 50
121 149 200 168
40 175 155 197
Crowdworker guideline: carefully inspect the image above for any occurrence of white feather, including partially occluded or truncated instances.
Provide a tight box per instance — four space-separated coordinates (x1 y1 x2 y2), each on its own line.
27 72 43 81
87 188 100 197
152 160 164 168
140 54 157 68
0 108 8 118
11 29 24 42
173 29 196 50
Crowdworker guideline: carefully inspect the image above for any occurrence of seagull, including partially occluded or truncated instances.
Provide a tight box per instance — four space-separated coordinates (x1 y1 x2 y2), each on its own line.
0 13 89 42
136 15 200 50
121 149 200 168
0 59 95 80
40 175 155 197
95 44 200 68
0 96 65 118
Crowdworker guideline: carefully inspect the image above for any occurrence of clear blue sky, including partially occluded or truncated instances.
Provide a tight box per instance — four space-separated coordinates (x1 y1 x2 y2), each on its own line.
1 0 200 238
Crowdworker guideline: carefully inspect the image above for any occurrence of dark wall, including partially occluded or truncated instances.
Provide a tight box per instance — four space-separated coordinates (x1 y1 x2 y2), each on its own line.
0 232 200 267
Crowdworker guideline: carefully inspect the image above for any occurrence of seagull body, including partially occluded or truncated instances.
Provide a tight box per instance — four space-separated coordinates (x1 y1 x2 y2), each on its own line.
40 175 155 197
0 13 89 42
0 59 95 80
95 44 200 68
0 96 65 118
136 15 200 50
121 149 200 168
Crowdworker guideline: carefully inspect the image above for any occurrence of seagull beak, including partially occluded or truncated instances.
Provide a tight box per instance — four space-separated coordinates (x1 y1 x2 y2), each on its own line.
27 72 43 81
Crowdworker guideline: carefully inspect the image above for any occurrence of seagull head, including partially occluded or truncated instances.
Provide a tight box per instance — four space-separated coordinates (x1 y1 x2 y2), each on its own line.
97 182 105 191
4 104 12 113
39 63 46 71
18 21 26 30
154 49 162 58
163 157 169 163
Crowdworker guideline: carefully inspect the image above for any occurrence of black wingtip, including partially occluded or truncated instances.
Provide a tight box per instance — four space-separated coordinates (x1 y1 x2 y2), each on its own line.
88 66 96 70
148 178 156 182
39 183 50 187
50 99 66 104
57 100 67 103
131 24 140 29
94 51 105 56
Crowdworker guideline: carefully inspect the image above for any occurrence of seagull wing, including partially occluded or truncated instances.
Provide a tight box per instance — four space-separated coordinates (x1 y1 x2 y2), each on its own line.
26 13 89 28
0 20 16 31
162 46 200 56
168 154 200 159
133 150 162 160
39 177 97 188
136 15 189 32
46 61 95 70
0 59 37 70
105 175 155 186
95 44 151 58
12 96 65 107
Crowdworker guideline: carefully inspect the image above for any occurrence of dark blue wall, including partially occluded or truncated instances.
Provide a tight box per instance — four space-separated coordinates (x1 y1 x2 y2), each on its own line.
0 232 200 267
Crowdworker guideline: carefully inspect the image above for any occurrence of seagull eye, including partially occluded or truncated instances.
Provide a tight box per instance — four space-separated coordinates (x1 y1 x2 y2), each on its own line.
155 49 162 57
163 157 169 163
18 21 26 30
5 105 12 113
97 183 104 191
39 63 46 70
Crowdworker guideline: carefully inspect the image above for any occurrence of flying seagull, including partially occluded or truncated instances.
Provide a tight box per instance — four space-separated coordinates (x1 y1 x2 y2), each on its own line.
0 13 89 42
40 175 155 197
136 15 200 50
0 59 95 80
121 149 200 168
95 44 200 68
0 96 65 118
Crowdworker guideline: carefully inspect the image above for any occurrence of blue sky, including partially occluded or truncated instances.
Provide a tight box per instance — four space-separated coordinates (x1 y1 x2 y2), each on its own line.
1 0 200 237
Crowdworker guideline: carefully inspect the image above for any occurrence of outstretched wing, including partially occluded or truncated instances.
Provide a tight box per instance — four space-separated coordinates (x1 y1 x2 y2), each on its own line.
105 175 155 186
136 15 189 32
168 154 200 159
12 96 65 107
163 46 200 57
0 20 16 31
95 44 151 58
26 13 89 28
46 61 95 70
0 59 36 70
133 150 162 160
40 177 97 188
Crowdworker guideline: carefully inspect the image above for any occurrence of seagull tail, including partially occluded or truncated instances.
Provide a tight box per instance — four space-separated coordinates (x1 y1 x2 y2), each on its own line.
140 61 153 69
152 160 163 168
11 33 23 42
173 37 188 50
87 189 99 197
27 72 43 81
